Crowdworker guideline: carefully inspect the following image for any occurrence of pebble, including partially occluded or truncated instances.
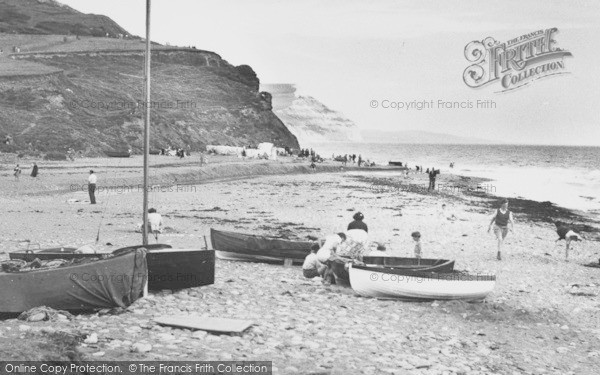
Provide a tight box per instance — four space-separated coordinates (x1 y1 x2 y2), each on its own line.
191 331 208 339
18 325 32 332
130 343 152 353
27 313 47 322
84 333 99 344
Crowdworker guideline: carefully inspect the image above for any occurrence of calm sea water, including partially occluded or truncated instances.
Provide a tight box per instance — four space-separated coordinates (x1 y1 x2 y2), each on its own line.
304 142 600 212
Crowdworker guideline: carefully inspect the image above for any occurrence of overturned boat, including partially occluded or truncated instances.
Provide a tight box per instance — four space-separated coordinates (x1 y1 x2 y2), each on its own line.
349 264 495 301
211 228 315 265
0 248 147 313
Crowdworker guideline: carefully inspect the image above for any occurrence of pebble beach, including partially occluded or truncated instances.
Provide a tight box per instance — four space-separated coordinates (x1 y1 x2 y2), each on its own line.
0 155 599 374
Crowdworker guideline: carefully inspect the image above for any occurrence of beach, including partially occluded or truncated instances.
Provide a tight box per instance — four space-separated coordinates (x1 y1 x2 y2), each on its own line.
1 155 599 374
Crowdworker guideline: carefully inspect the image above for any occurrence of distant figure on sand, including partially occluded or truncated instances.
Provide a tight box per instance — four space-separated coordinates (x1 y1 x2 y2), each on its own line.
488 199 514 260
147 208 163 241
411 231 422 259
428 169 440 191
30 163 38 177
347 212 368 232
302 244 327 278
554 222 583 261
13 164 21 180
88 170 97 204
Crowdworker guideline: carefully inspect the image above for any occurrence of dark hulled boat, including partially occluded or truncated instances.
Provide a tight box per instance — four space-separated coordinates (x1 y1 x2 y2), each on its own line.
10 244 215 291
211 228 315 265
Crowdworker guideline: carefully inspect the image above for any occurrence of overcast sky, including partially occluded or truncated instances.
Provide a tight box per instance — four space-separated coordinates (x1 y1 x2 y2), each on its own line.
61 0 600 146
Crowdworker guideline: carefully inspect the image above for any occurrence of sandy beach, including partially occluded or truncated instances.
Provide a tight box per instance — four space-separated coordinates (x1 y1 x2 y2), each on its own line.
1 155 599 374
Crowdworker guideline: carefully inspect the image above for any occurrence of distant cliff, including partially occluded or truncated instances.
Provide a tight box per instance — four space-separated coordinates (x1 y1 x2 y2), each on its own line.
261 84 362 145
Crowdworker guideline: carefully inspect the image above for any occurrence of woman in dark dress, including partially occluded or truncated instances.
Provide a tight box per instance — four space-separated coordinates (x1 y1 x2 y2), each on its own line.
347 212 368 232
30 163 38 177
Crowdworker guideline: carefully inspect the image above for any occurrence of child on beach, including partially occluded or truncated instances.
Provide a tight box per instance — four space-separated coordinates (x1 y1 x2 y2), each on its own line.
302 244 326 279
13 164 21 180
412 231 422 259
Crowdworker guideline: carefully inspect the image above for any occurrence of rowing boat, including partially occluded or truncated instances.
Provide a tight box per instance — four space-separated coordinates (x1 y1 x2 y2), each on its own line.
11 244 214 291
362 256 454 273
0 248 147 313
211 228 315 264
349 264 495 301
104 150 131 158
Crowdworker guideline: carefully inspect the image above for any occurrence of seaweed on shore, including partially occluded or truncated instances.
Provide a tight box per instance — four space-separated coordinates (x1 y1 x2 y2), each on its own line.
352 175 600 240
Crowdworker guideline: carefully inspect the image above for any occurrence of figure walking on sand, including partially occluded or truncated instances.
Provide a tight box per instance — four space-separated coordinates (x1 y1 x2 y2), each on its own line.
488 198 514 260
13 164 21 180
88 170 97 205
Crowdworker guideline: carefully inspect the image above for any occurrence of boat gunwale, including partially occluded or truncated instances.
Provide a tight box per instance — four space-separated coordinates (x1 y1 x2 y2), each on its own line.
351 264 496 281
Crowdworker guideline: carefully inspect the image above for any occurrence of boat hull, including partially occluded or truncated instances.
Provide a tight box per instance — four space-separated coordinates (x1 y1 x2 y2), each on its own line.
349 264 495 301
104 151 131 158
146 248 215 290
11 244 215 291
362 256 455 273
0 248 147 313
211 228 314 264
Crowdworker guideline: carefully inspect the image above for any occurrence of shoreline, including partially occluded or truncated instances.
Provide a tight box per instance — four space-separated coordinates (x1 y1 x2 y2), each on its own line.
2 154 599 240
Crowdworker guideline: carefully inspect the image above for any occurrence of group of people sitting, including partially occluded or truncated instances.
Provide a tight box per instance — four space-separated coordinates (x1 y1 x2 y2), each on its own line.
302 212 369 285
302 211 426 285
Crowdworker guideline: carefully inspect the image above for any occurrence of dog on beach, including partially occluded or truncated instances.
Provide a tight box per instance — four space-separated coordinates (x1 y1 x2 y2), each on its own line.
554 221 583 260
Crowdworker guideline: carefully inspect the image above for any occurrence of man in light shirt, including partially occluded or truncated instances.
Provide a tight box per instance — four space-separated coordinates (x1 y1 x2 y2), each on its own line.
88 170 97 204
147 208 163 241
302 243 326 278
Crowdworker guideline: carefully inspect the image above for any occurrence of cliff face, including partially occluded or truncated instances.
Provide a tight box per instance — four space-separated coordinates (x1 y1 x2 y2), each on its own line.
0 1 300 155
0 50 299 154
261 83 362 145
0 0 130 36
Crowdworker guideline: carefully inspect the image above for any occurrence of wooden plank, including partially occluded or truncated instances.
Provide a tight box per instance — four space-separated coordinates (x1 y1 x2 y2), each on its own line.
154 315 253 333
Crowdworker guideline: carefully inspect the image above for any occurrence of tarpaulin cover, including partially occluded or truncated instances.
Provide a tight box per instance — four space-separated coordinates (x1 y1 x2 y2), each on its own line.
210 228 314 261
0 248 147 313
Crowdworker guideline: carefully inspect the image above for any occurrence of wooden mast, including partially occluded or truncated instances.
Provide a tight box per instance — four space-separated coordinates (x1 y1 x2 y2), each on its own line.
142 0 151 246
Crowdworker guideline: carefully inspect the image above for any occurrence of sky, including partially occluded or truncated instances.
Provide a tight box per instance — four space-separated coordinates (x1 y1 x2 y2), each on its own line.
61 0 600 145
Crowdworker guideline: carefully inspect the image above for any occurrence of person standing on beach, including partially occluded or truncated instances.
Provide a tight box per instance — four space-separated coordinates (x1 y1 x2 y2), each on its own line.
88 170 97 204
488 198 514 260
13 164 21 180
30 162 38 177
428 168 439 191
412 231 422 259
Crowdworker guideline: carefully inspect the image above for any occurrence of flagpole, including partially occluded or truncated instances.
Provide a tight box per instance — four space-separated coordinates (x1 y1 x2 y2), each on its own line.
142 0 151 246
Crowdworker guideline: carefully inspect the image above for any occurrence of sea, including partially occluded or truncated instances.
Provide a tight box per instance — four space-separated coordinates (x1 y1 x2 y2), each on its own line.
304 142 600 213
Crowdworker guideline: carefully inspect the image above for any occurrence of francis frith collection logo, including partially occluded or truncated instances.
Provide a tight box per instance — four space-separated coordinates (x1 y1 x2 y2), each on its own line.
463 28 572 92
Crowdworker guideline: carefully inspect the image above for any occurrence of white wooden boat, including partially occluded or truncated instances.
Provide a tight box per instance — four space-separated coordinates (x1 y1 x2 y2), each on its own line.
349 264 495 301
